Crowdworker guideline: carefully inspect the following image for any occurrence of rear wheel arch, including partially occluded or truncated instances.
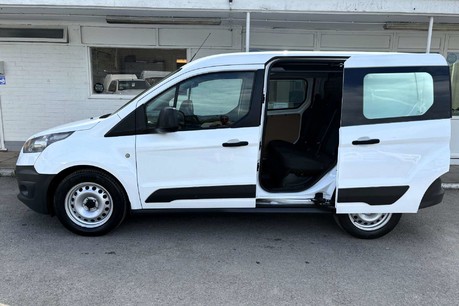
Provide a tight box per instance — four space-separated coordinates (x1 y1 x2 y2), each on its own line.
334 213 402 239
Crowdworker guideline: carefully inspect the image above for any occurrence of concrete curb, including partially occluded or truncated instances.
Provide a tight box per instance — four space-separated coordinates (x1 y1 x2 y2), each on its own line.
0 169 14 177
441 183 459 190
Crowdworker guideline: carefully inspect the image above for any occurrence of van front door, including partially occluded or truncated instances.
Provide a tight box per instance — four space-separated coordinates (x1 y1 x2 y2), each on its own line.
136 70 263 209
336 54 451 213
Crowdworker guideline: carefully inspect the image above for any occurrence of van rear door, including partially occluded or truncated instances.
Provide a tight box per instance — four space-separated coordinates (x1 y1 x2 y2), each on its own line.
336 54 451 213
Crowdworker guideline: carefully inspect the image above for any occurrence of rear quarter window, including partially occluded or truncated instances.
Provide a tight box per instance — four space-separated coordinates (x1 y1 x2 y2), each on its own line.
341 66 451 127
363 72 434 119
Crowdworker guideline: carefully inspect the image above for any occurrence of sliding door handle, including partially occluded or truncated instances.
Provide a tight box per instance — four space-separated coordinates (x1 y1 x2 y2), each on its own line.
352 138 380 145
222 140 249 147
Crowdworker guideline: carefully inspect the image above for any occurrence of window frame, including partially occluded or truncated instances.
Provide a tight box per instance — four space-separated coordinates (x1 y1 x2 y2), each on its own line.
143 71 259 132
267 77 309 111
341 66 451 127
105 69 264 137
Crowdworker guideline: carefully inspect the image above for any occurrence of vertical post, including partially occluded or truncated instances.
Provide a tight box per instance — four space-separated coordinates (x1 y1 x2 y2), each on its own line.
426 16 434 54
245 12 251 52
0 96 7 151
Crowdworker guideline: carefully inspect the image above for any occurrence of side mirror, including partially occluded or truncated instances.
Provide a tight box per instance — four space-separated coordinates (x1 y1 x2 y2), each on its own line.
156 107 179 133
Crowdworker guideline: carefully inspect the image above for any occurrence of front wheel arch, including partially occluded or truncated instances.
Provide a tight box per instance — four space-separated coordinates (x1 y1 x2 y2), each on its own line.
46 165 131 216
53 168 130 235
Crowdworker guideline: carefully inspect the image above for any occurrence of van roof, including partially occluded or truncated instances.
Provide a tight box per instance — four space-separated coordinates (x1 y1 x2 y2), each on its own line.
182 51 447 72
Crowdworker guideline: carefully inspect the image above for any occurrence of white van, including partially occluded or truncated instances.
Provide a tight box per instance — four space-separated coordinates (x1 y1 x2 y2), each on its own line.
16 52 451 238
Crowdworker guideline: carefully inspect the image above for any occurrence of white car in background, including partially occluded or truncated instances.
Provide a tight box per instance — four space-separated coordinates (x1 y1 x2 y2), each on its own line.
140 70 171 86
103 74 149 95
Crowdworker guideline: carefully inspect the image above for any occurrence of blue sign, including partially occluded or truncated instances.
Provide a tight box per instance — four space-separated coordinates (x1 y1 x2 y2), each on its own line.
0 76 5 85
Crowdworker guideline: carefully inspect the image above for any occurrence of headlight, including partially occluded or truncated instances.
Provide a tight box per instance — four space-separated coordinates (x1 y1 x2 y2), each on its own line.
23 132 74 153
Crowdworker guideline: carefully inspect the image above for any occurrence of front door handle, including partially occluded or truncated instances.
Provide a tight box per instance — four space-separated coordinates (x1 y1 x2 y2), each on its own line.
222 140 249 147
352 138 380 145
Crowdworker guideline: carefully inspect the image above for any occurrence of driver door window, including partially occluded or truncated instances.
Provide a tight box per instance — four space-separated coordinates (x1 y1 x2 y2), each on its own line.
145 72 255 130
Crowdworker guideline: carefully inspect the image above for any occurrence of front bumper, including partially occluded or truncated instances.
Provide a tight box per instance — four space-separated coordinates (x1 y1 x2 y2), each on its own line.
16 166 55 214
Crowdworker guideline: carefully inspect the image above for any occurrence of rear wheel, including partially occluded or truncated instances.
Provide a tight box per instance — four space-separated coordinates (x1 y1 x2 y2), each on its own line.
54 170 128 236
334 213 402 239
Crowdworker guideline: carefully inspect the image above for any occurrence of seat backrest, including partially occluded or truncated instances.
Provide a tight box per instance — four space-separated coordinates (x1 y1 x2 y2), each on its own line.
179 99 194 115
300 75 342 146
289 90 305 105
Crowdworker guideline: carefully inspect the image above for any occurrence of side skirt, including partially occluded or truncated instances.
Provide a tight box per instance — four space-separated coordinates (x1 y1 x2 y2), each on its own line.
131 207 334 215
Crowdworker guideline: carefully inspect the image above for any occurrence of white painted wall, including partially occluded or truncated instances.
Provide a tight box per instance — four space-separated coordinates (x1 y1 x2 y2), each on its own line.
1 0 459 15
0 43 117 140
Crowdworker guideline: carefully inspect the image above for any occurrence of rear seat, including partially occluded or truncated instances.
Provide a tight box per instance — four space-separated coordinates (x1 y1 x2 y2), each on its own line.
268 110 339 179
266 76 342 181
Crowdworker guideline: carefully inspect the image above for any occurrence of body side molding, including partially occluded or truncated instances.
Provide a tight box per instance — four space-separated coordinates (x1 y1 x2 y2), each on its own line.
146 185 256 203
337 186 409 206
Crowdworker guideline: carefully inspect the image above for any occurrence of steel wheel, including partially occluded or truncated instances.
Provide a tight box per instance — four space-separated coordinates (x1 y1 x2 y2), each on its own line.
65 182 113 228
347 213 392 231
335 213 402 239
54 170 128 236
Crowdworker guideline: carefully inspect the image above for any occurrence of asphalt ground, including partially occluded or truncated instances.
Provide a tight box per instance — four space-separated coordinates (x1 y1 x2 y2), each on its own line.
0 177 458 306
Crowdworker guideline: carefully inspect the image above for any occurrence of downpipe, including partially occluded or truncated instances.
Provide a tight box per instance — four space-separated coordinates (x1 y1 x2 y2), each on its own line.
0 96 7 151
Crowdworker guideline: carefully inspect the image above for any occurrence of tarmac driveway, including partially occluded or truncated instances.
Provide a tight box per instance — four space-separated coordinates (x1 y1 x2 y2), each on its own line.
0 177 458 305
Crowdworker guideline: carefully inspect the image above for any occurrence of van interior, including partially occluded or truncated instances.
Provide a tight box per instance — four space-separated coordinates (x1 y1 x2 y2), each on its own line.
260 58 347 192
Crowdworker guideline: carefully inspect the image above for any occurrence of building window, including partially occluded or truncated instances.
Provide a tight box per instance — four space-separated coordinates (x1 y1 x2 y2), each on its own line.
90 47 186 95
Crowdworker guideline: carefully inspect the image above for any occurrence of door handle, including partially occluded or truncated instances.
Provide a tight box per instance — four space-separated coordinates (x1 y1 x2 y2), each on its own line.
222 140 249 147
352 138 380 145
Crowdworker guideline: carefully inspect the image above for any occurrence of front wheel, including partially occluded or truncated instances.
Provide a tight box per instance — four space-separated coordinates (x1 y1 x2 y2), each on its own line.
54 170 128 236
334 213 402 239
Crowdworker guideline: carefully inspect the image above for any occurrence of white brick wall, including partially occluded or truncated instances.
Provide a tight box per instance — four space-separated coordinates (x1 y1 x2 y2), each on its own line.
0 43 129 141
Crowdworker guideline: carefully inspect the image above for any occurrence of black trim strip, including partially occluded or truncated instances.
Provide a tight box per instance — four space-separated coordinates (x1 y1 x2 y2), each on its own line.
131 207 333 214
146 185 256 203
337 186 409 206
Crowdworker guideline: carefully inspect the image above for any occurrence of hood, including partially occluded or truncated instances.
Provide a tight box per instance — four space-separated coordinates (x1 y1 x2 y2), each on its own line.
30 117 103 138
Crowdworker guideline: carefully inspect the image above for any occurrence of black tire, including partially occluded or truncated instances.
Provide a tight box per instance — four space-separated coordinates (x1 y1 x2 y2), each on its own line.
54 169 128 236
334 213 402 239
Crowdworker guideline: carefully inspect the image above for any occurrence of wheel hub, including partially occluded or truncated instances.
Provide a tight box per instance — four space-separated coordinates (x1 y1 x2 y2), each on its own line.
64 182 113 228
348 213 392 231
83 197 98 211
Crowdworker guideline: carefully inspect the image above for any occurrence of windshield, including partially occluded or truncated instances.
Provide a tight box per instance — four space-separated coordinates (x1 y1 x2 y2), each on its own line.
111 68 182 115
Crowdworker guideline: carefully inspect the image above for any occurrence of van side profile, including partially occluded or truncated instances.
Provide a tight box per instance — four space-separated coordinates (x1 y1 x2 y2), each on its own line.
16 52 451 238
